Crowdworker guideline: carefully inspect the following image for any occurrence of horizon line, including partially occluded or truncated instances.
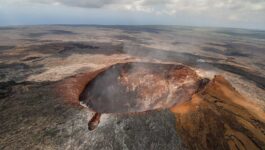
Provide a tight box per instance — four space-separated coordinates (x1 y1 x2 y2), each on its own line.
0 23 264 31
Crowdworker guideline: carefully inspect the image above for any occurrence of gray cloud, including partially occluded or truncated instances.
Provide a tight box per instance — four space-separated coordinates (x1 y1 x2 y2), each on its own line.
1 0 264 29
27 0 126 8
18 0 264 25
23 0 265 12
4 0 265 14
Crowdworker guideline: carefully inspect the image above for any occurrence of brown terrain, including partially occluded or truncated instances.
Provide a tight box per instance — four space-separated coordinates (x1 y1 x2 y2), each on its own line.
0 25 265 149
171 75 265 150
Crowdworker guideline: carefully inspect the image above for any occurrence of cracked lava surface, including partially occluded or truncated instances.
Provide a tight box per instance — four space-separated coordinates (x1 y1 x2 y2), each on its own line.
1 25 265 150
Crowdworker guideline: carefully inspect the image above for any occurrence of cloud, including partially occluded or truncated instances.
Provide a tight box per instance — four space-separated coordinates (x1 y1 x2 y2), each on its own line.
28 0 265 16
25 0 125 8
3 0 265 14
16 0 263 11
1 0 264 28
109 0 265 23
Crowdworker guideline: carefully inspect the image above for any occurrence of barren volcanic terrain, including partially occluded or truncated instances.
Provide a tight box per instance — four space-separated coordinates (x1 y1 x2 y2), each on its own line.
0 25 265 150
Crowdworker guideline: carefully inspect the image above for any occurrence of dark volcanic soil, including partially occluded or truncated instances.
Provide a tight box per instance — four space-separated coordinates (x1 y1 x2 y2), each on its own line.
0 25 264 150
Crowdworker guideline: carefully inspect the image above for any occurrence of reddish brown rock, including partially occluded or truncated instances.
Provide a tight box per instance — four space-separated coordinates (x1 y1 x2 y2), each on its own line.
56 68 105 106
170 75 265 150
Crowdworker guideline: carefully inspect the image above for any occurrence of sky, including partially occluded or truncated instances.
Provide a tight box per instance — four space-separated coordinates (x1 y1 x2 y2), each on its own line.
0 0 265 30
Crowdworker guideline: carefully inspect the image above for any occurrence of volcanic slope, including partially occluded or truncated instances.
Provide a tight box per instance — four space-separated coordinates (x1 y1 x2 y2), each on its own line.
171 75 265 150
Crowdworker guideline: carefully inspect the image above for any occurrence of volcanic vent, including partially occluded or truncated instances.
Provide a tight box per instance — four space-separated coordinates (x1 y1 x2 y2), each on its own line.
79 62 200 113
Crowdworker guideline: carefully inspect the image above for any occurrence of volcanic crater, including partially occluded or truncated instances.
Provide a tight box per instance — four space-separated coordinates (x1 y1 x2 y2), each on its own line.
77 62 203 130
79 62 200 113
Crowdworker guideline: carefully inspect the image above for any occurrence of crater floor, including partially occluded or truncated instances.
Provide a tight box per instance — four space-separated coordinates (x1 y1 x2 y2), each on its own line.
80 62 200 113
